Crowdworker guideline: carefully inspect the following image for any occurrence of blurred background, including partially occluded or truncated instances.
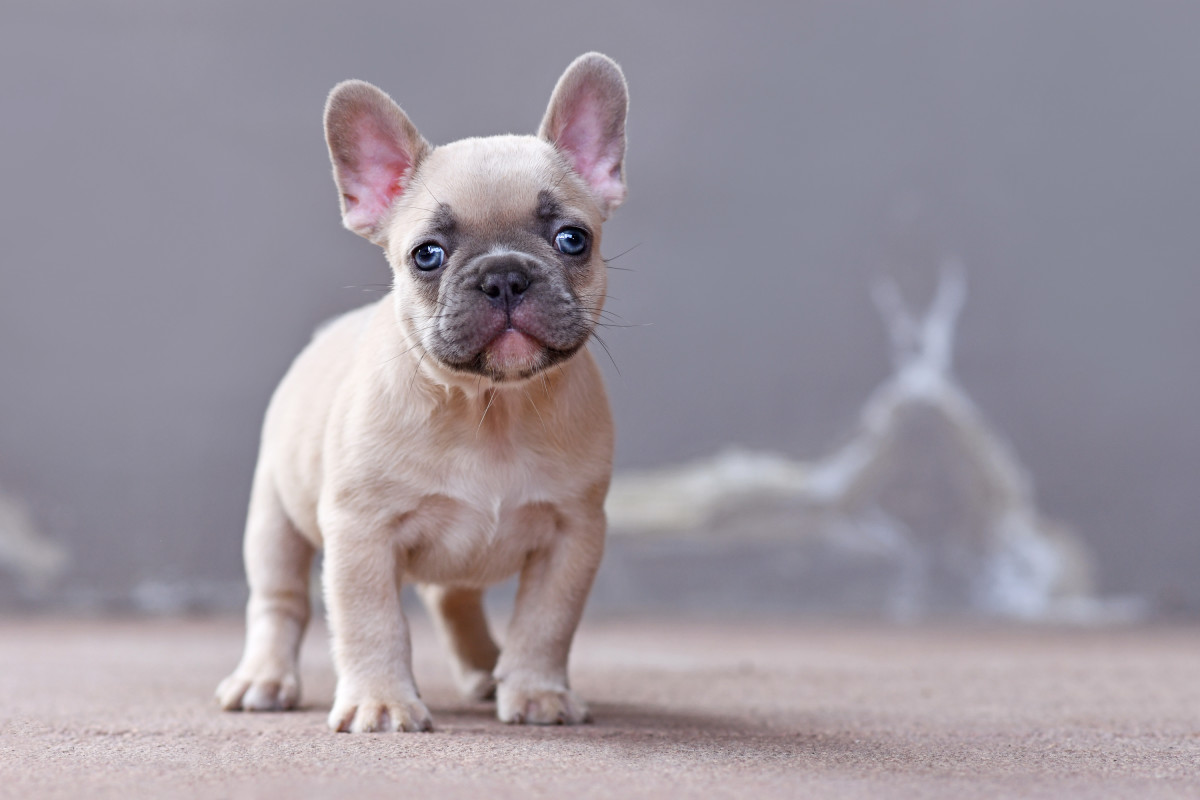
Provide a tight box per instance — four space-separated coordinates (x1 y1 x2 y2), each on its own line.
1 0 1197 618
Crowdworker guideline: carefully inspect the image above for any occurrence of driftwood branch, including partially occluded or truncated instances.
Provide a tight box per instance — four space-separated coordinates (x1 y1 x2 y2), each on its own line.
606 267 1114 620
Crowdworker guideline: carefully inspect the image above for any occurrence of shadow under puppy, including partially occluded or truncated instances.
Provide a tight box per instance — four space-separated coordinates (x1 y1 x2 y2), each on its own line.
216 52 628 733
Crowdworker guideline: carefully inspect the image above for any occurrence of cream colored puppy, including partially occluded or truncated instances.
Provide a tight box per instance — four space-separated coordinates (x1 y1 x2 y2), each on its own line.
215 53 627 733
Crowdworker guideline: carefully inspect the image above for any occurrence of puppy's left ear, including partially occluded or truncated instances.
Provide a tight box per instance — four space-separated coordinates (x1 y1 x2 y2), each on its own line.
539 52 629 217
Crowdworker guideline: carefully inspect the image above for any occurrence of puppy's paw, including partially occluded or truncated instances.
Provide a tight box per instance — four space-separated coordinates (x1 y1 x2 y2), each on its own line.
496 677 590 725
216 670 300 712
328 690 433 733
456 668 497 702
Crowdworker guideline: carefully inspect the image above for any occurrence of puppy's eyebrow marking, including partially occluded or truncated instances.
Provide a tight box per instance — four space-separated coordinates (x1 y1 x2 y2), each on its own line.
427 203 458 237
536 190 563 221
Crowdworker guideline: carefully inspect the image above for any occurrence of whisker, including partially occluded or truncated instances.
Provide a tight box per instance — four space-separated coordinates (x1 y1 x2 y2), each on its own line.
412 176 442 206
379 313 444 369
574 306 650 328
603 243 642 264
589 331 621 375
343 283 394 293
378 338 426 366
576 305 637 320
522 387 548 435
408 348 429 392
391 203 440 215
475 387 498 436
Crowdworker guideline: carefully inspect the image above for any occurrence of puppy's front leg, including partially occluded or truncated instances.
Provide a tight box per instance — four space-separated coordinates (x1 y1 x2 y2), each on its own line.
322 511 432 733
494 507 605 725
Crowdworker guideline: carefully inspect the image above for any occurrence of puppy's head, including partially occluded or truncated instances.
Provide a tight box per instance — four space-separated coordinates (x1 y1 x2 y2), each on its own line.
324 53 628 384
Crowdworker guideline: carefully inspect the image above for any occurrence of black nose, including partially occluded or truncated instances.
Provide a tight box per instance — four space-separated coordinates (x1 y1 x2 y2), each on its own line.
480 268 531 309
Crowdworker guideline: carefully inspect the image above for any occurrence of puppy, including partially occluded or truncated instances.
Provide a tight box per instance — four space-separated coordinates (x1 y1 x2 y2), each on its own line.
215 53 628 733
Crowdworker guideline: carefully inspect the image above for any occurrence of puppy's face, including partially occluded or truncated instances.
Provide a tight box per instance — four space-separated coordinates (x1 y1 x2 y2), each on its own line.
325 54 628 383
387 139 605 382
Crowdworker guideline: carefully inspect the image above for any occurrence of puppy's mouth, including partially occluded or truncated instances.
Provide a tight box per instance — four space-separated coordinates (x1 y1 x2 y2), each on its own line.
428 315 586 383
457 322 583 382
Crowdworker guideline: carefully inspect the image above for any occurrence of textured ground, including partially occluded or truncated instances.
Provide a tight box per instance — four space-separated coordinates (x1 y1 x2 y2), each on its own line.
2 617 1198 799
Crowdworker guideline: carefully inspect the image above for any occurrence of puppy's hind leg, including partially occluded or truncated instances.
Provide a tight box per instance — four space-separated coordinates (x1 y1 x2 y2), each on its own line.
417 585 501 701
217 469 314 712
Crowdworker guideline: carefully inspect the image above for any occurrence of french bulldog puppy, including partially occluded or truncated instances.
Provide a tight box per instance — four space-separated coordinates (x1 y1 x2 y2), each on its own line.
215 52 628 733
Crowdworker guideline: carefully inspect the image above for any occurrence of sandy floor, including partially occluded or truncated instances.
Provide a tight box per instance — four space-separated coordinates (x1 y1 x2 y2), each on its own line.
2 616 1198 799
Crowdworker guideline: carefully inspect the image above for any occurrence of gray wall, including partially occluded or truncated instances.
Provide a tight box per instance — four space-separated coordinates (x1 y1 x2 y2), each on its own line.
2 1 1198 611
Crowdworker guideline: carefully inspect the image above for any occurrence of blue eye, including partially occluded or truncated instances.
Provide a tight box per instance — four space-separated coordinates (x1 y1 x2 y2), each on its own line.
554 227 588 256
412 243 445 271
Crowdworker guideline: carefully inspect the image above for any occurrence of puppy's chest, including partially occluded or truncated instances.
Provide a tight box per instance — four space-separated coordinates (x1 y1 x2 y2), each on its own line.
390 444 568 585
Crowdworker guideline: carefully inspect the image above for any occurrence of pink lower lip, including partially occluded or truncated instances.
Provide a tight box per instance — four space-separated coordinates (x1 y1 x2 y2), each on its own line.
488 328 542 368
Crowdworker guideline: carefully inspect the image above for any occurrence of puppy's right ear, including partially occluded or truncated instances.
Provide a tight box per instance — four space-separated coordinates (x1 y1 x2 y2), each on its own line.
324 80 430 244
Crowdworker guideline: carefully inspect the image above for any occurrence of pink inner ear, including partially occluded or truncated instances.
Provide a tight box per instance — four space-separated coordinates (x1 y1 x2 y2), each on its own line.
555 90 624 207
342 117 414 233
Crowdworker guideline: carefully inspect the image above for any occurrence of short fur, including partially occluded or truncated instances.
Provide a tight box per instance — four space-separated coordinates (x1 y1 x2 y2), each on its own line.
216 53 629 733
